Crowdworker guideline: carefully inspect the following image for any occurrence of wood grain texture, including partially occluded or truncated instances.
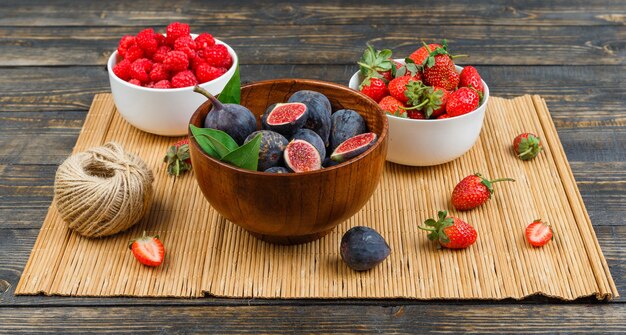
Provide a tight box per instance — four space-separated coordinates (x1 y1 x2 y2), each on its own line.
1 304 625 334
0 25 623 66
0 0 623 26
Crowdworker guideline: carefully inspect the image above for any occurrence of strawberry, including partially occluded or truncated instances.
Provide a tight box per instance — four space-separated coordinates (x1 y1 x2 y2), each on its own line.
459 66 484 94
423 54 460 91
419 210 477 249
446 87 480 117
357 45 395 81
388 75 420 104
513 132 543 160
437 113 451 119
407 110 425 119
525 220 553 247
451 173 515 211
359 77 389 103
378 95 406 117
129 231 165 267
408 43 442 66
420 86 450 118
163 138 192 176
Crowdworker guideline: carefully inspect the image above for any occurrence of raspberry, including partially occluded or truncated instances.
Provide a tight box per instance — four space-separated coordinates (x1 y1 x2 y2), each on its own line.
165 22 190 46
189 54 207 71
130 58 153 83
128 78 142 86
154 80 172 89
174 35 197 58
125 45 145 62
112 59 132 81
196 63 226 83
171 70 198 88
136 28 158 55
144 81 155 88
152 45 171 63
155 33 166 47
194 33 215 49
117 35 136 57
202 44 232 69
163 50 189 72
149 63 170 82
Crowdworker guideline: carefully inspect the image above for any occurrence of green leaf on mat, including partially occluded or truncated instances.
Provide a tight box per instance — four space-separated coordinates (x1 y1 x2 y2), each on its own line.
217 65 241 105
221 132 262 171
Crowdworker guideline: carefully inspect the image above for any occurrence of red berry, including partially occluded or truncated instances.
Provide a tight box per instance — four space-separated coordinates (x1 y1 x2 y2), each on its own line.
423 54 460 91
154 33 166 47
194 33 215 49
437 113 451 119
409 43 442 66
124 45 145 62
154 80 172 89
165 22 190 46
451 173 515 211
129 232 165 267
459 66 484 93
418 210 477 249
136 28 158 55
446 87 480 117
407 110 425 119
171 70 198 88
378 95 405 117
201 44 233 69
117 35 136 58
152 45 171 63
359 77 388 103
174 35 197 58
525 220 553 247
388 75 416 104
128 78 142 86
149 62 170 82
196 63 226 83
130 58 153 83
112 59 132 81
513 133 543 160
163 50 189 72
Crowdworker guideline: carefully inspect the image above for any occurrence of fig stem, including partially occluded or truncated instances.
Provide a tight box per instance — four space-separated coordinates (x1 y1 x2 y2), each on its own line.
193 86 223 110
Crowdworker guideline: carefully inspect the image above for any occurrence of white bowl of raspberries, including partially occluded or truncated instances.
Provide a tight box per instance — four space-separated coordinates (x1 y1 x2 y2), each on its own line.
349 41 489 166
107 22 238 136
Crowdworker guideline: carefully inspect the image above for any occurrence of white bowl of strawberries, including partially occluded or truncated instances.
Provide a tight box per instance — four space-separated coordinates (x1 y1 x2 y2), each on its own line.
107 22 238 136
349 42 489 166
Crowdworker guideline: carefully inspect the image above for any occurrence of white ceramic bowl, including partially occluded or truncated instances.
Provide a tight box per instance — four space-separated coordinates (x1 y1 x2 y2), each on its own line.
107 38 238 136
348 63 489 166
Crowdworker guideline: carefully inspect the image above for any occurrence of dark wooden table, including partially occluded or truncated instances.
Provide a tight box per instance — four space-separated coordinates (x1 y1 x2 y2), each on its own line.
1 1 625 333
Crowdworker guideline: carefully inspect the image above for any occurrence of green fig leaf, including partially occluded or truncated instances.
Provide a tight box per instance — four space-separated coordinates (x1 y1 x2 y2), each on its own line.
217 65 240 104
221 132 262 171
190 125 239 159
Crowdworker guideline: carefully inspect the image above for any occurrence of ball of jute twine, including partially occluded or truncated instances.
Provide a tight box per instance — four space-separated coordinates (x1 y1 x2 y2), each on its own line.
54 142 154 238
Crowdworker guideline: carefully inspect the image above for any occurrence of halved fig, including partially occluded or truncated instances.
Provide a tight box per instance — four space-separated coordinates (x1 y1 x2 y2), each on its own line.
330 132 377 163
261 102 308 138
283 139 322 173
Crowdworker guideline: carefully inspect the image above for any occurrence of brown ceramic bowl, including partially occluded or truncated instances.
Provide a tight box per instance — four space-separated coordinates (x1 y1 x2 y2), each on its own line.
188 79 388 244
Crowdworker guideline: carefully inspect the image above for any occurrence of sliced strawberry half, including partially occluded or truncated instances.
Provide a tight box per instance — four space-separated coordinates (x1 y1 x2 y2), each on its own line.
525 220 553 247
129 231 165 267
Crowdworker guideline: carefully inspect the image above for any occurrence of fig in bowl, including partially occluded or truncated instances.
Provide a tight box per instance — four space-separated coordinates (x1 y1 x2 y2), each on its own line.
107 23 238 136
349 42 489 166
188 79 388 244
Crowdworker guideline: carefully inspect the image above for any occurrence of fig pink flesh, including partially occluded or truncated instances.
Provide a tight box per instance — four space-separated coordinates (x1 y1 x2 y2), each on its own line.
335 132 377 152
267 103 307 125
285 140 321 172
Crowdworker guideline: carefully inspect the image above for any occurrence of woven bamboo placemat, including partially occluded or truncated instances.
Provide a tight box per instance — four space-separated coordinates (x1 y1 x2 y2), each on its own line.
16 94 618 300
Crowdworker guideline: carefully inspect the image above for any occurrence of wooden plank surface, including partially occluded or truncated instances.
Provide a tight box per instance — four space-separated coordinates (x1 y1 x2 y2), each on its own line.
0 0 624 333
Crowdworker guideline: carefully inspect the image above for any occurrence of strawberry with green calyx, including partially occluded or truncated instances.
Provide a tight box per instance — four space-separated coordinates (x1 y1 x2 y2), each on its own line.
419 86 450 119
422 39 464 91
388 75 422 104
357 44 395 81
525 219 553 247
408 43 442 66
129 231 165 267
513 132 543 160
359 77 389 103
163 138 191 176
418 210 477 249
451 173 515 211
395 58 423 80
